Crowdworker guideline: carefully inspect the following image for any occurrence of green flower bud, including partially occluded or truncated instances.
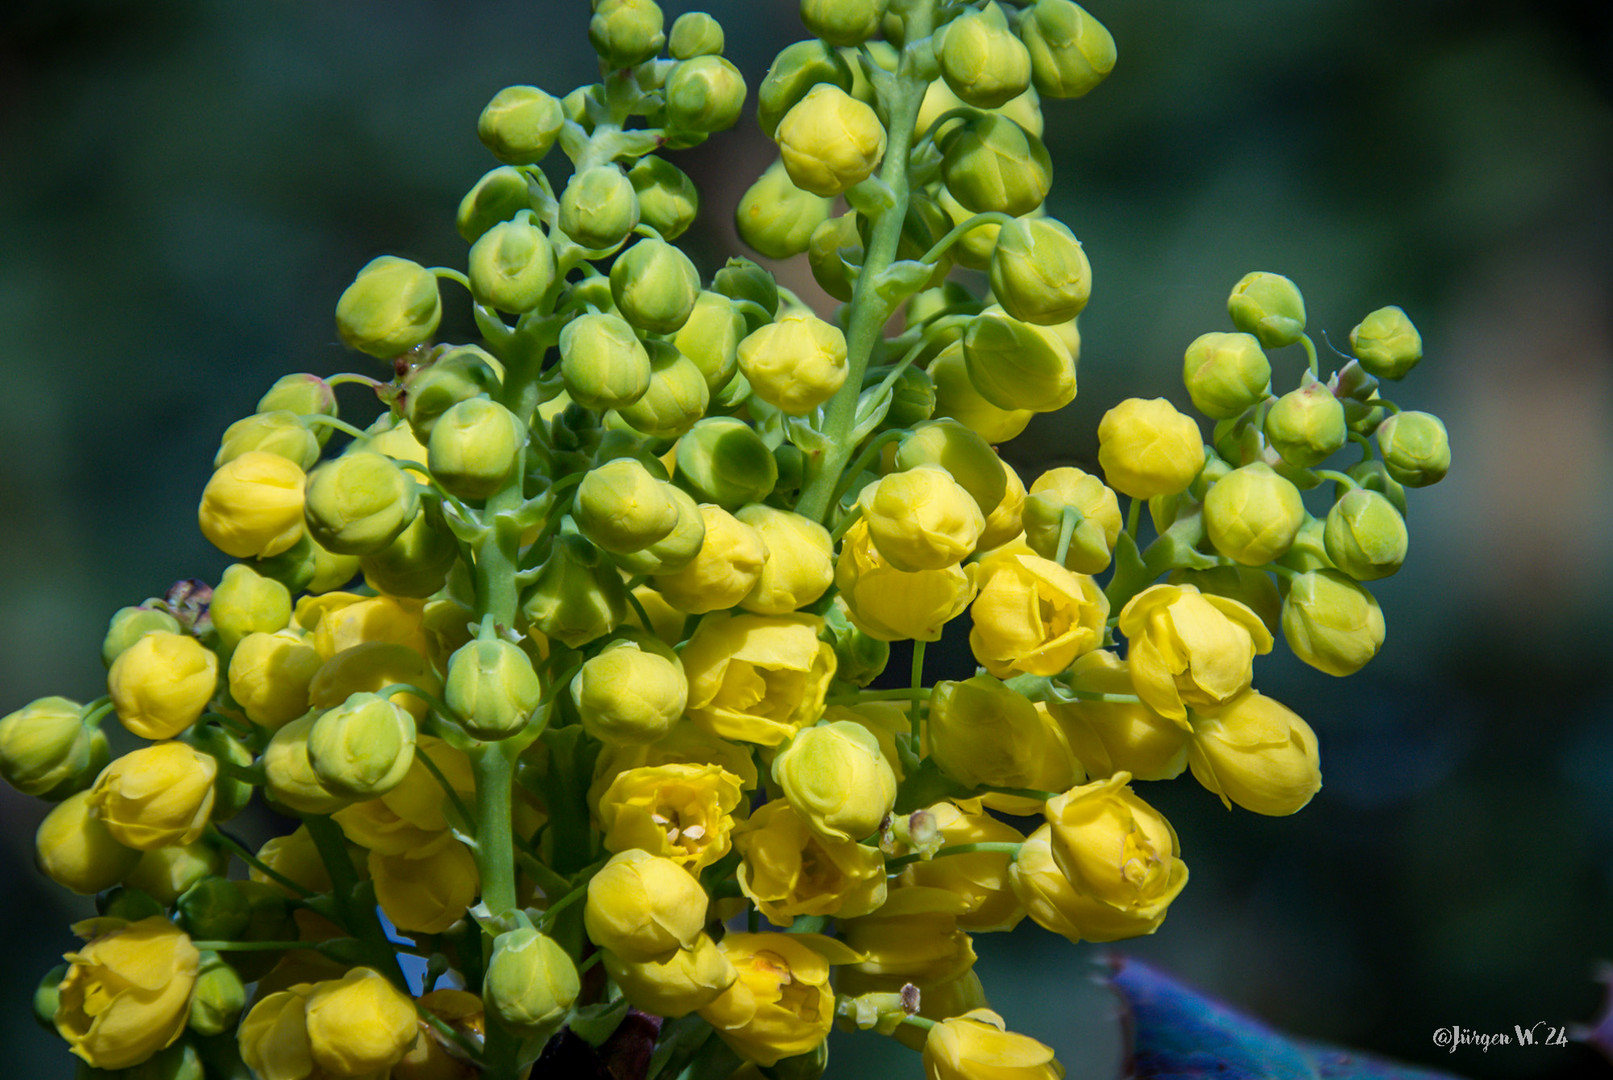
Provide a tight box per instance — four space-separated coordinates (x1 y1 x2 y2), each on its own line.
572 640 688 745
611 238 700 334
335 256 442 359
559 165 641 251
561 85 602 128
807 212 863 302
1022 467 1121 574
559 312 652 412
1228 271 1306 349
669 11 724 58
928 341 1032 443
674 417 778 509
304 451 419 555
404 345 502 443
446 635 544 740
714 258 780 331
175 877 251 941
987 217 1090 325
257 374 338 444
307 692 416 798
590 0 665 68
1323 488 1407 581
101 606 182 668
215 411 320 471
941 113 1053 216
121 1040 206 1080
1349 305 1422 380
615 341 712 439
429 397 525 501
186 721 256 822
629 156 699 241
940 1 1032 108
757 39 855 139
884 363 938 429
776 83 886 197
1275 514 1332 573
478 85 564 165
823 598 889 686
1169 564 1282 635
1020 0 1116 98
961 310 1076 412
469 214 556 313
188 952 247 1037
1281 569 1385 677
801 0 885 46
736 158 836 260
1182 331 1271 420
575 457 680 553
1376 410 1449 487
1203 462 1305 565
895 419 1008 518
738 311 849 415
484 928 579 1038
360 505 458 598
124 841 227 905
1263 381 1347 468
0 697 107 800
34 965 67 1032
456 165 536 243
522 535 629 649
1342 459 1407 516
666 55 746 134
672 291 744 395
209 563 291 655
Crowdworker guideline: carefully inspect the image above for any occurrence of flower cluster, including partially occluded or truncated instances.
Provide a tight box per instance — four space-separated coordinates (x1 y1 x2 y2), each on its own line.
5 2 1447 1078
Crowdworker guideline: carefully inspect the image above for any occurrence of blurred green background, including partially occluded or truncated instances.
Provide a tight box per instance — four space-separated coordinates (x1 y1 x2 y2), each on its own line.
2 0 1611 1077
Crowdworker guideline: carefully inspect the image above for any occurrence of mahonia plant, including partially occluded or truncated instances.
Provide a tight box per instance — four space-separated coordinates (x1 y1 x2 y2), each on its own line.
5 0 1451 1078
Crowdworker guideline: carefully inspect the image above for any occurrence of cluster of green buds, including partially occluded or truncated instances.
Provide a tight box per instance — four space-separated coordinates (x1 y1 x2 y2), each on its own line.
5 2 1445 1079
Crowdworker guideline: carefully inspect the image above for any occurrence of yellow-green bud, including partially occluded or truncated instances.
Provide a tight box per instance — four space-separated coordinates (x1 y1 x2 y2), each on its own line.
823 598 889 686
456 165 535 243
521 534 629 648
1323 488 1407 581
611 238 700 334
306 692 417 799
1376 410 1449 487
360 505 458 598
215 411 320 471
1262 381 1346 468
1349 305 1422 380
559 165 641 251
478 85 564 165
757 39 855 138
198 450 307 560
928 342 1033 443
210 563 292 653
1203 463 1306 565
175 877 250 941
1182 331 1271 420
675 417 778 509
1021 0 1115 98
584 848 707 964
576 457 681 553
737 311 849 415
630 156 699 241
102 606 182 668
560 312 652 412
988 217 1090 325
1097 397 1205 500
666 55 746 134
772 720 896 842
736 504 834 614
669 11 724 58
0 697 107 800
941 114 1052 216
895 419 1008 518
573 641 688 745
335 256 441 359
1022 466 1122 574
940 2 1032 109
775 83 887 197
590 0 665 68
1342 459 1407 516
962 311 1077 412
714 257 780 331
484 928 580 1037
308 539 362 594
1275 514 1332 574
445 636 543 740
257 375 336 444
181 722 253 822
1228 271 1306 350
428 397 525 501
405 345 502 443
672 292 744 395
34 965 67 1031
187 952 246 1037
35 791 141 894
469 213 556 312
801 0 886 46
860 466 986 572
612 485 707 577
1282 569 1384 677
304 451 419 555
807 212 863 302
245 533 317 595
616 341 711 439
736 158 835 260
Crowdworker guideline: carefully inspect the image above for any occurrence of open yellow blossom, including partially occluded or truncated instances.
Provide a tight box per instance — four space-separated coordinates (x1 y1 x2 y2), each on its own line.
898 802 1026 932
369 836 479 934
589 721 760 809
304 967 420 1077
681 611 835 745
969 544 1108 678
733 799 887 925
55 917 200 1070
597 762 745 873
1118 583 1273 723
924 1008 1065 1080
699 932 847 1066
333 735 474 854
928 676 1080 802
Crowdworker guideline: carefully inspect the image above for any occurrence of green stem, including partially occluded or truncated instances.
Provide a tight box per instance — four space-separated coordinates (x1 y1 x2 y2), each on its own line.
1299 333 1320 378
1060 690 1143 705
303 414 375 442
1350 431 1375 461
886 841 1023 873
536 882 589 929
1316 468 1359 490
302 815 406 986
324 373 386 390
431 267 473 292
207 827 315 899
830 505 865 543
909 639 927 743
828 687 932 705
1055 506 1081 566
471 741 519 919
919 210 1015 265
418 1008 484 1064
832 429 906 504
1126 496 1143 540
189 939 323 952
411 745 475 830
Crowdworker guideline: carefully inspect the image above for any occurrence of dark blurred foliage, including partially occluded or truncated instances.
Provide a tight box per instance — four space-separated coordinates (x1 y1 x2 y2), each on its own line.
2 0 1611 1077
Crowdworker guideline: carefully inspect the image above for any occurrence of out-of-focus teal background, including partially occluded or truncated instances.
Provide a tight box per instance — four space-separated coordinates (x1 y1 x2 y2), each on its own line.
2 1 1610 1077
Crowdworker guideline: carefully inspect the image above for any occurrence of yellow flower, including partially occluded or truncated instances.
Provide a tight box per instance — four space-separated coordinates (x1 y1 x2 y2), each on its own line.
698 933 843 1066
597 762 745 873
237 983 317 1080
1188 691 1321 816
681 611 836 746
55 917 200 1070
309 641 439 723
929 341 1035 444
262 714 352 816
775 83 886 197
370 836 480 934
1096 397 1204 500
333 736 474 854
735 504 834 615
897 802 1026 932
305 593 429 659
90 742 217 851
733 799 887 925
304 967 420 1077
573 641 688 746
969 544 1107 678
228 630 323 729
976 457 1027 552
107 631 218 740
923 1008 1065 1080
584 848 709 963
1118 583 1274 723
835 519 978 643
860 466 987 571
1045 650 1189 781
840 903 977 985
588 721 760 809
771 720 896 843
736 311 849 415
1022 466 1122 574
654 504 769 614
822 702 910 782
928 676 1079 801
197 450 306 559
603 932 737 1018
35 790 142 895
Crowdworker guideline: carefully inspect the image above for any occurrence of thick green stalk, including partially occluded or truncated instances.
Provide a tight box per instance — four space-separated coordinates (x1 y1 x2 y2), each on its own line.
301 815 406 987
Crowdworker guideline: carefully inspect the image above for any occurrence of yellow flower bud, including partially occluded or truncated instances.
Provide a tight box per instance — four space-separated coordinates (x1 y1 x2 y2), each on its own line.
682 612 836 746
772 721 896 843
334 735 473 854
670 291 745 395
262 714 351 815
335 255 442 358
1228 271 1306 350
1323 488 1407 581
584 847 709 962
1189 691 1321 815
520 534 629 648
445 635 542 740
1021 466 1121 575
304 451 420 556
309 640 438 721
56 917 200 1070
835 519 978 642
612 485 708 578
598 762 746 873
1203 463 1305 565
1181 331 1270 420
861 466 986 572
0 696 107 800
612 237 701 335
617 340 712 439
1349 305 1422 380
631 155 700 241
198 450 307 560
940 2 1032 109
941 114 1052 216
1046 650 1188 781
1282 569 1384 676
576 457 681 557
251 826 333 896
107 631 217 741
258 372 339 437
895 419 1007 518
125 840 226 906
735 505 833 615
403 346 502 444
210 563 292 652
736 158 835 260
604 931 736 1018
898 802 1026 932
305 967 420 1076
215 410 321 471
35 790 141 894
1096 397 1205 500
560 312 652 412
666 55 747 134
775 83 886 197
483 928 579 1038
428 396 524 501
1021 0 1115 99
572 641 686 746
840 905 976 985
988 217 1090 326
360 505 458 600
977 457 1027 551
928 676 1078 796
758 39 855 138
370 836 479 933
477 85 564 165
237 986 316 1080
306 692 417 798
654 504 769 614
923 1009 1064 1080
1118 584 1272 723
699 933 840 1066
1376 410 1449 487
737 311 849 416
90 742 217 851
969 546 1108 678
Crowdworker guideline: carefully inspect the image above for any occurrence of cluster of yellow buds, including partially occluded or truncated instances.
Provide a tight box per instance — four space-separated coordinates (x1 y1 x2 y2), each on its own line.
5 1 1448 1078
